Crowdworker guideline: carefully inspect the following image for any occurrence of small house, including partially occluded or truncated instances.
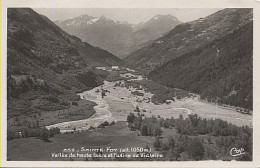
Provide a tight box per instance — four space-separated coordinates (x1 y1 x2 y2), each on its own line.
112 66 119 70
96 67 106 70
166 100 171 105
126 68 135 72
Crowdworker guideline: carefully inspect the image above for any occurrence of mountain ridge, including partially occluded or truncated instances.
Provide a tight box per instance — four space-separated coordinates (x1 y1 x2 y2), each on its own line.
124 8 253 73
55 14 182 58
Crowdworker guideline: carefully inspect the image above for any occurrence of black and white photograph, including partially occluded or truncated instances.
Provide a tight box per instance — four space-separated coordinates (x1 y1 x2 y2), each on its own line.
1 0 260 167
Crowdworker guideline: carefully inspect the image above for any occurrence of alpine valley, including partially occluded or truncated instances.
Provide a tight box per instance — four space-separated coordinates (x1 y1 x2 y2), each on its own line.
7 8 253 162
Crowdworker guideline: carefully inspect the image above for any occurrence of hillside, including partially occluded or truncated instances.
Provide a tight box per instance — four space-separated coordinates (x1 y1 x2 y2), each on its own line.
55 14 181 58
149 21 253 110
124 8 253 73
7 8 122 121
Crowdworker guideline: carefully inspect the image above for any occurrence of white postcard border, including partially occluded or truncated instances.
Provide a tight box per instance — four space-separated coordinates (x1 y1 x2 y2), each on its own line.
1 0 260 167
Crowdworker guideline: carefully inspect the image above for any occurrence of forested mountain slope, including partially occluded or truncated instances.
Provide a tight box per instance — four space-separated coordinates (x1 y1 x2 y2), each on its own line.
125 9 253 73
7 8 122 118
149 22 253 110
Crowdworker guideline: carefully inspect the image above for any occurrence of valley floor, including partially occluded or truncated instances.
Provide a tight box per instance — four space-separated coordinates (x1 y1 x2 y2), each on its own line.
46 74 252 132
7 71 253 161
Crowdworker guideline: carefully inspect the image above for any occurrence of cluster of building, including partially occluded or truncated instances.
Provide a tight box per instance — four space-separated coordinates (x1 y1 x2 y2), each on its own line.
96 66 135 72
96 66 119 71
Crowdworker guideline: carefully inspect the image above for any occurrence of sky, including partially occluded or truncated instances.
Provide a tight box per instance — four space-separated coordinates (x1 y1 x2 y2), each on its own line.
34 8 223 24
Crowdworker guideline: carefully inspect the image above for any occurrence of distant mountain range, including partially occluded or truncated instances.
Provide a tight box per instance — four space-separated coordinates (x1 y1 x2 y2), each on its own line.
125 8 253 109
55 14 182 58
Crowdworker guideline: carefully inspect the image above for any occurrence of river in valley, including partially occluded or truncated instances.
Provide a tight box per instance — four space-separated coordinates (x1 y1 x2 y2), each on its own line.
46 72 252 132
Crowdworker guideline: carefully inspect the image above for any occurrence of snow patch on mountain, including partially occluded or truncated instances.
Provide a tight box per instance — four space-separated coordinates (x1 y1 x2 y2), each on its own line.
87 17 100 24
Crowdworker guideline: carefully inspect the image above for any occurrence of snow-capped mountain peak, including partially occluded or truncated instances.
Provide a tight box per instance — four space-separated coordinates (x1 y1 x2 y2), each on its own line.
55 13 182 58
